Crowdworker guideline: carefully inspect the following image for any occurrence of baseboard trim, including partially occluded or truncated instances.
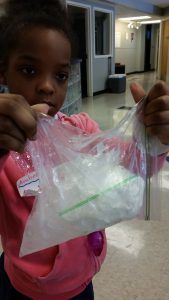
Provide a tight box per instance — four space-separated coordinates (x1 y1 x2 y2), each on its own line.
93 89 108 96
127 69 155 75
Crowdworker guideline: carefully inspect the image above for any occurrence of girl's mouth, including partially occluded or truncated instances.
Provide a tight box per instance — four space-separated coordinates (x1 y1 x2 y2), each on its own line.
43 100 55 108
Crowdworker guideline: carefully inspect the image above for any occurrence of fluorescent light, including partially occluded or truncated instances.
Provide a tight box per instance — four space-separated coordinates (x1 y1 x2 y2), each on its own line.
119 16 151 21
140 20 161 24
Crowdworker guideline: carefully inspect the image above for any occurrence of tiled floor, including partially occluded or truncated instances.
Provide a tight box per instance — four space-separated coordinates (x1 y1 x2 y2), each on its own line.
94 220 169 300
82 72 169 299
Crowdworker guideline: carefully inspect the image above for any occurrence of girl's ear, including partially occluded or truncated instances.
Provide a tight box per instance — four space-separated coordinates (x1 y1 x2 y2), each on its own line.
0 62 7 85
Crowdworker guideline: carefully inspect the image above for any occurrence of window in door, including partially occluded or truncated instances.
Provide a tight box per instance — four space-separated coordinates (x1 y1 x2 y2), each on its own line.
95 10 111 56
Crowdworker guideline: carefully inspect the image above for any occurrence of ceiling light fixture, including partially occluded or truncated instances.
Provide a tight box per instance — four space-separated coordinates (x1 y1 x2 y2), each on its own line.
128 21 141 30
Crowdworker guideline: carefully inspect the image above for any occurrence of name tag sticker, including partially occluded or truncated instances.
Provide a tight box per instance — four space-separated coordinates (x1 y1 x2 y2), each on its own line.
17 171 40 197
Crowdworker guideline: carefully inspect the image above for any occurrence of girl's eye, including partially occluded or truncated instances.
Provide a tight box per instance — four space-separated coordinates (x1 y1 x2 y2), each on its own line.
56 73 69 82
19 66 37 76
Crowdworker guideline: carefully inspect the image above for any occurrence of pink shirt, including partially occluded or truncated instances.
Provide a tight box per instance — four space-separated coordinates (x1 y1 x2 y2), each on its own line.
0 113 107 300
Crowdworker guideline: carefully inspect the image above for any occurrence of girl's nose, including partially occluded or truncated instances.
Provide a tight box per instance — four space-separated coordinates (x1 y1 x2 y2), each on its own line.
37 77 55 95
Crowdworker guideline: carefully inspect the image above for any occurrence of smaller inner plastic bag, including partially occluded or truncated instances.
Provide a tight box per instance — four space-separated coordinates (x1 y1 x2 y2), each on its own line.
12 100 163 256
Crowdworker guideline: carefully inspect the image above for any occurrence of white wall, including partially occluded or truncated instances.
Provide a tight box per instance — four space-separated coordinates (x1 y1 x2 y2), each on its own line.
115 21 160 74
115 20 145 73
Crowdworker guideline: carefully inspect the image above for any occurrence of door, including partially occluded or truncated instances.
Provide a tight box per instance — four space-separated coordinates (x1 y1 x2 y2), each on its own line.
161 20 169 81
144 24 152 71
68 5 88 98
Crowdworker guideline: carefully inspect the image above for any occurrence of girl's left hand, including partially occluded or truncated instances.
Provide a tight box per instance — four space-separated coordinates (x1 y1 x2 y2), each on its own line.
130 81 169 146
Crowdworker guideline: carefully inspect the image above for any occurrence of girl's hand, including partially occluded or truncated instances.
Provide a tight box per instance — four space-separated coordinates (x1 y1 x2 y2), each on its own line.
0 94 49 153
130 81 169 146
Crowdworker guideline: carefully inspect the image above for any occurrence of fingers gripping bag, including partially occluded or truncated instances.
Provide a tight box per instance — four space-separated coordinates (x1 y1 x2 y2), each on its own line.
12 99 164 257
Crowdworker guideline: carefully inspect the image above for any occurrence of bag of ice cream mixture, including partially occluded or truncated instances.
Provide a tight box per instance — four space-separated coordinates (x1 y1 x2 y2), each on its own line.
12 99 165 256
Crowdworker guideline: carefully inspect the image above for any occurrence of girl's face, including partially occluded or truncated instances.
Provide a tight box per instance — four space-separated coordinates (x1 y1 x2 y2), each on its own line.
3 27 71 116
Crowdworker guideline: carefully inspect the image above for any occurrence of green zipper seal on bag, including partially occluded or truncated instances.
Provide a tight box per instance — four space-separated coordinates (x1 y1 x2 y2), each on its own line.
59 175 137 217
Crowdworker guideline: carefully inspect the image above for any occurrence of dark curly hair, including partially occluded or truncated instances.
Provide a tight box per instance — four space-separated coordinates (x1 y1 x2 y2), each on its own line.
0 0 72 64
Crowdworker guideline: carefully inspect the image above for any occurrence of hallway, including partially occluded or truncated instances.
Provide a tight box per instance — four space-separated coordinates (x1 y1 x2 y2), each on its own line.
82 72 169 299
82 71 157 130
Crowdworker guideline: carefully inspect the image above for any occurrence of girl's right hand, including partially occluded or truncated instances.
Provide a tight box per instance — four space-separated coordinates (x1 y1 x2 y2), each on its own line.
0 94 49 153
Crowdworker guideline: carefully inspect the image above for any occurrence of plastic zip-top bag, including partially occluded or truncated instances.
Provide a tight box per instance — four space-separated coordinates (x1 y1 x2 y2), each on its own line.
12 99 164 256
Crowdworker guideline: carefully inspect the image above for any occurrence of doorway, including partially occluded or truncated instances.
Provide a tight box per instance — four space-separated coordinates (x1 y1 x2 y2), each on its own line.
68 5 89 98
144 24 152 71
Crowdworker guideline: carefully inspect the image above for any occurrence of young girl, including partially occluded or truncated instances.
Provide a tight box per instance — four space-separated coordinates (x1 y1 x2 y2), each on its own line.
0 0 169 299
